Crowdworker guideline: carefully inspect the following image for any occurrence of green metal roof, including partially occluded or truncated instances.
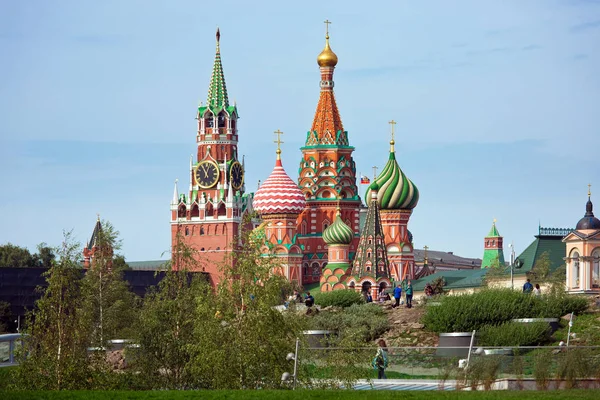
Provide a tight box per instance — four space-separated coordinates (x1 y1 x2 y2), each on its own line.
411 268 489 292
513 233 566 275
487 222 500 237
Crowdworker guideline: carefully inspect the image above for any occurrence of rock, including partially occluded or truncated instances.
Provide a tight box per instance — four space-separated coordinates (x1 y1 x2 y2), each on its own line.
410 323 425 329
394 320 403 325
561 313 573 321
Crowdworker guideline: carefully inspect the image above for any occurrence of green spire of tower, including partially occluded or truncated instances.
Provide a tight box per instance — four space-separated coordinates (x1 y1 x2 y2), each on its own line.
206 28 229 111
482 219 505 268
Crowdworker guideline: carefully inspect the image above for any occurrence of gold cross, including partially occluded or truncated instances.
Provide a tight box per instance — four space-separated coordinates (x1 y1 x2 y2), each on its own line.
372 166 378 180
274 129 284 157
324 19 332 37
493 218 497 224
589 183 592 197
388 120 397 142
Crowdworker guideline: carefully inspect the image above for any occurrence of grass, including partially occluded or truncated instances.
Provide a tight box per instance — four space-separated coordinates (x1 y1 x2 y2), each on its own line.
0 367 15 390
1 390 600 399
551 313 600 346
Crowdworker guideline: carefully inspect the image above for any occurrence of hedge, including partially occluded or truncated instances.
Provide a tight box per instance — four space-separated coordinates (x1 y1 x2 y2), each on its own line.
422 289 588 333
313 290 364 308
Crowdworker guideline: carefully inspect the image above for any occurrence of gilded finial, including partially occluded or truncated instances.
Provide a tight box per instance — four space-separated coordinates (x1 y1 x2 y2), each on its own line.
388 120 397 152
588 183 592 198
317 19 338 67
96 213 100 222
493 218 497 225
274 129 284 160
372 166 378 180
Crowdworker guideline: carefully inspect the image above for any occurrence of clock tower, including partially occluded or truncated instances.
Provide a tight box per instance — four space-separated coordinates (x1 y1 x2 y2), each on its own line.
170 29 252 284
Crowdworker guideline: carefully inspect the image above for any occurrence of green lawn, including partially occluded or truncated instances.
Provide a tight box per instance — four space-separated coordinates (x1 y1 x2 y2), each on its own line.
1 390 600 400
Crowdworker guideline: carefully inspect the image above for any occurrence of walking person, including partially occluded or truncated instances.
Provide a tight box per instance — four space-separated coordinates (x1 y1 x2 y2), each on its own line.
533 283 541 296
405 280 413 308
523 278 533 293
372 339 389 379
393 283 402 308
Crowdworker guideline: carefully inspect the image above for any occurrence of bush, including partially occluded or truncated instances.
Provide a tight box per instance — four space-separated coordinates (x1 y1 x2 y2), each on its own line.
313 290 364 308
479 322 550 347
310 303 389 343
422 289 588 333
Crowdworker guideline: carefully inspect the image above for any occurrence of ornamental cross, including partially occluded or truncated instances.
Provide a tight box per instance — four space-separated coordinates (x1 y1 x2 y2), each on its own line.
372 166 378 180
589 183 592 197
274 129 284 153
324 19 332 37
388 119 397 142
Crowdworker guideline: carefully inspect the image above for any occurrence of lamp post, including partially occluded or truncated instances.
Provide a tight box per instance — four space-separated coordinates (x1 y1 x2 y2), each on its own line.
509 242 516 290
281 337 300 389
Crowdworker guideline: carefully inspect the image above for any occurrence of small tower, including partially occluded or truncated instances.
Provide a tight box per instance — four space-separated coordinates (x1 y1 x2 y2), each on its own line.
253 131 306 284
351 184 392 300
482 219 505 268
83 216 113 269
563 185 600 294
366 121 419 281
320 204 354 292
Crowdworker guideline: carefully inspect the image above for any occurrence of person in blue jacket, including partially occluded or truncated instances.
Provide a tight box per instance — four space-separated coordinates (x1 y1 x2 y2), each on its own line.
393 283 402 308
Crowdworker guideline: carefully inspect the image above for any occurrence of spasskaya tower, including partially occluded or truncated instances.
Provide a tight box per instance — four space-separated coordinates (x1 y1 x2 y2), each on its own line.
170 29 252 284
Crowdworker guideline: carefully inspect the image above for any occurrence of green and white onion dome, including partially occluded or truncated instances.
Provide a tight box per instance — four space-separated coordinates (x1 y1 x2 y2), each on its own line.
366 152 419 210
322 211 354 245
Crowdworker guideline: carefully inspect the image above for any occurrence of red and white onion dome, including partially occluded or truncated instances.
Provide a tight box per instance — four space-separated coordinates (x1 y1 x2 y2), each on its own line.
253 159 306 215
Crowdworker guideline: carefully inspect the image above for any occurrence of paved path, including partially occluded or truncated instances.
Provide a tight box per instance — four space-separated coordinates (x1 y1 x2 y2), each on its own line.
353 379 455 390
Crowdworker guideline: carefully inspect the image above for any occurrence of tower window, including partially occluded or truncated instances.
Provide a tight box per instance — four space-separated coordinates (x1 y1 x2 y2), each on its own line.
185 227 190 236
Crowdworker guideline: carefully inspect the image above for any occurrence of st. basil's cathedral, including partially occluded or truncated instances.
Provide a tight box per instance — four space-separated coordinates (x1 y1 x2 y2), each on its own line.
169 26 419 299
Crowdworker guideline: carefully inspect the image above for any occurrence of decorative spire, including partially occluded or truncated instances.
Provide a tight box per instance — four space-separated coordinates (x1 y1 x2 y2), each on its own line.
487 219 500 237
206 27 229 110
388 120 397 152
589 183 592 198
274 129 284 160
172 179 179 204
352 184 390 279
307 20 345 147
317 19 338 67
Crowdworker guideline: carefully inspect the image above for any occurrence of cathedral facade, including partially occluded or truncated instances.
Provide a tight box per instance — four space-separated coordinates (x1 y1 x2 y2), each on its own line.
170 27 419 296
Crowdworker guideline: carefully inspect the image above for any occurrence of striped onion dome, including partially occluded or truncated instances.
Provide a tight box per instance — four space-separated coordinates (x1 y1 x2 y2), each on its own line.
322 209 354 245
366 151 419 210
253 159 306 215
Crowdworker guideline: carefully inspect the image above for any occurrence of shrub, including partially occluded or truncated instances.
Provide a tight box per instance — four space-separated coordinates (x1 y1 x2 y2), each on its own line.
479 322 550 347
313 290 364 308
422 288 588 333
310 303 389 343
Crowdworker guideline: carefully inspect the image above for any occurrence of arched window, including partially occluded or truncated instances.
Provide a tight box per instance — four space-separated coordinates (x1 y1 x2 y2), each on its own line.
185 227 190 236
593 249 600 288
200 226 205 235
572 251 580 288
190 204 199 218
218 112 226 128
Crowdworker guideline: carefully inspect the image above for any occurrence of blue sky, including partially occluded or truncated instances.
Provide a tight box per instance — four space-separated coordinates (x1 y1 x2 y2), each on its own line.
1 0 599 262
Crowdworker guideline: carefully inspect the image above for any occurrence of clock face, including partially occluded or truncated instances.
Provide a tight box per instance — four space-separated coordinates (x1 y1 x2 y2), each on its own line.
195 160 220 189
229 161 244 191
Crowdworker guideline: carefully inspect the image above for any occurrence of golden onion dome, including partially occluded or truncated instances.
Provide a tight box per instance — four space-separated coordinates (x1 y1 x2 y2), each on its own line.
317 35 338 67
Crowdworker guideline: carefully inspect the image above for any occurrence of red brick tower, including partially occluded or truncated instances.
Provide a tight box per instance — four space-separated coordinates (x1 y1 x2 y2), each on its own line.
297 21 361 284
170 29 251 284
